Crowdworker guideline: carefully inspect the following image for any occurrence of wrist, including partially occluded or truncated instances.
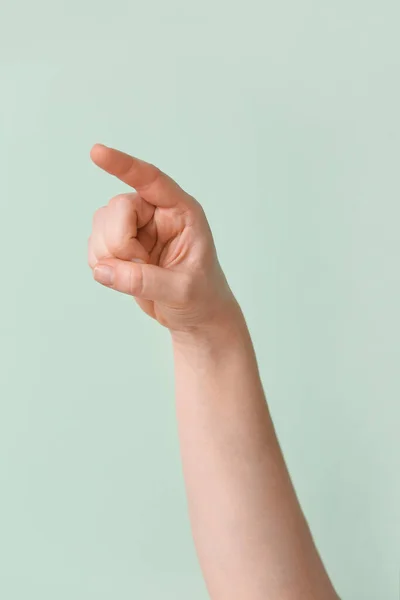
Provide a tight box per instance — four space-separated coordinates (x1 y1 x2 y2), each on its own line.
169 299 249 352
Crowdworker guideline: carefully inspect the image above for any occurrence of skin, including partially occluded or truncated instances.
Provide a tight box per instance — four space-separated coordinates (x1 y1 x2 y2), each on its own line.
88 143 340 600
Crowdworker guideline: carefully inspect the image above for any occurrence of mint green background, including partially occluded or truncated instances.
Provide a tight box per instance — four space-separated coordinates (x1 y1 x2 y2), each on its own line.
1 1 399 598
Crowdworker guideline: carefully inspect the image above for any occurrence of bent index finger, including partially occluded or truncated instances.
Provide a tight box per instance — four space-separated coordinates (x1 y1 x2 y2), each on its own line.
90 143 192 208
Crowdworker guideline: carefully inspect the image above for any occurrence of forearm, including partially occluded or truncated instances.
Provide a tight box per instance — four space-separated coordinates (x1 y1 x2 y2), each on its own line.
88 143 339 599
171 303 338 600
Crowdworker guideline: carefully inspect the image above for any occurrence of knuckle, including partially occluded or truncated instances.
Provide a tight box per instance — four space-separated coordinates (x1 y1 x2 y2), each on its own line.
87 239 97 269
108 192 139 212
128 264 144 297
106 237 125 256
106 233 137 258
92 206 107 227
140 165 162 190
108 193 128 211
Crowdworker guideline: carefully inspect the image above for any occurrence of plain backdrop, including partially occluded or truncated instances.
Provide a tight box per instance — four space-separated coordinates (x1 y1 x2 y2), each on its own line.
1 1 399 598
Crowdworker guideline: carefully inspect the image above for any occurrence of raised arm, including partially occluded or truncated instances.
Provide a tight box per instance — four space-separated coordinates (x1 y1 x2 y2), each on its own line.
88 144 340 600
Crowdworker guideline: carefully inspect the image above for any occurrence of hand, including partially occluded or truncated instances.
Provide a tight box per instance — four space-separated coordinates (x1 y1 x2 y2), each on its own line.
88 144 238 333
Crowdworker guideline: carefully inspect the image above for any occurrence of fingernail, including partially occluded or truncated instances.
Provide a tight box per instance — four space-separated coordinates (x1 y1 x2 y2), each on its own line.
94 265 114 286
132 258 145 264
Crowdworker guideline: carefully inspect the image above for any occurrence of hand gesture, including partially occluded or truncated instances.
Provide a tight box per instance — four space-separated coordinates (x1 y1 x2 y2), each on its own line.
88 144 237 333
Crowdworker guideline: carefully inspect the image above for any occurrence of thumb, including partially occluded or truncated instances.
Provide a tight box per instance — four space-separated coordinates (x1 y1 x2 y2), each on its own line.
92 258 189 305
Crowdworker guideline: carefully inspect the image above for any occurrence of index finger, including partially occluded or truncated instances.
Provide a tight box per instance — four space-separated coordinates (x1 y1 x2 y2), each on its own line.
90 143 192 208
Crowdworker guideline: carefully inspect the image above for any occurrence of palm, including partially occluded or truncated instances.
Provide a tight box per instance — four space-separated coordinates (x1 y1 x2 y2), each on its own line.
134 203 204 323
